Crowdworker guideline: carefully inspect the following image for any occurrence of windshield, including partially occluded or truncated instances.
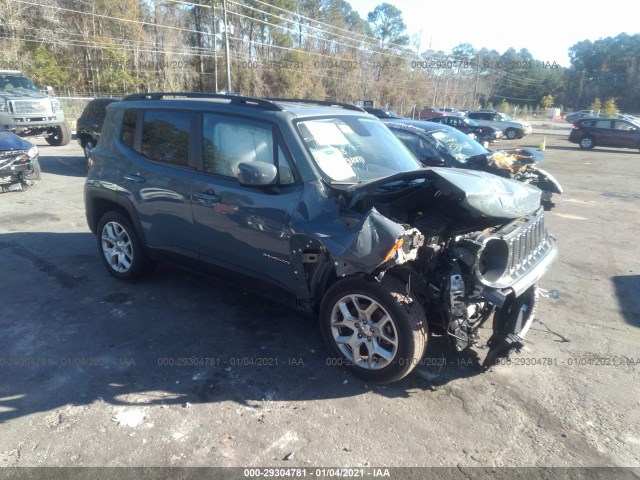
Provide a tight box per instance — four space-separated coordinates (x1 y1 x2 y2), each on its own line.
464 118 479 126
500 113 513 121
0 75 39 92
297 117 420 184
429 126 489 163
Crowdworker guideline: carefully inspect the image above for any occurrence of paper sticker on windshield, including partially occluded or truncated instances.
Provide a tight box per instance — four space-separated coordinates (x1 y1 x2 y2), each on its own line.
313 146 355 181
305 121 349 146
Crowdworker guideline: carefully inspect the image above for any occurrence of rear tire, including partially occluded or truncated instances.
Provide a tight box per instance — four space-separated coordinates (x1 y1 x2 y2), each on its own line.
320 275 428 384
579 136 595 149
96 211 153 280
45 123 71 146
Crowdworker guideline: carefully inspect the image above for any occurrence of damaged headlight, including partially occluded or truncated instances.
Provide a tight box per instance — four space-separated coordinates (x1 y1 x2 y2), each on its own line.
476 237 509 283
27 145 38 159
454 234 509 286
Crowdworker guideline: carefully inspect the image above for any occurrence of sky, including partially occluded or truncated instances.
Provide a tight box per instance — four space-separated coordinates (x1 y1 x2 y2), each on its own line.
347 0 640 67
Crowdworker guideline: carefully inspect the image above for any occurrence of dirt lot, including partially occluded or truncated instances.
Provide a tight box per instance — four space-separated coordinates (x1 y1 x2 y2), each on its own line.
0 133 639 475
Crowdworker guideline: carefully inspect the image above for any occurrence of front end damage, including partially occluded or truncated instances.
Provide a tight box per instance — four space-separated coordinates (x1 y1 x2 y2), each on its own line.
293 168 557 369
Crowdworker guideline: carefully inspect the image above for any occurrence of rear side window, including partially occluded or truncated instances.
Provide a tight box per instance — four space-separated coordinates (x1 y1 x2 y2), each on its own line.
141 110 192 167
121 110 137 148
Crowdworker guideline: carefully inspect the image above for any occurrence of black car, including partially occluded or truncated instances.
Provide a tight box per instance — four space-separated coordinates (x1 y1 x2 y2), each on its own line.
568 117 640 151
85 92 557 383
427 115 503 146
364 107 400 119
384 119 563 209
0 125 40 191
76 97 119 163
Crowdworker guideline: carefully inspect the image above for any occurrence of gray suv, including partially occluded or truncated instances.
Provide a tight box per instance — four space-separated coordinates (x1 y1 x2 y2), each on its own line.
0 70 70 146
85 93 557 383
467 110 532 139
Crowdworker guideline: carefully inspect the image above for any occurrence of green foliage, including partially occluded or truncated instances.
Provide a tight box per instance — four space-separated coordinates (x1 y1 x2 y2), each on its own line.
29 45 70 88
497 99 511 114
367 3 409 49
602 98 619 116
590 98 602 112
540 95 554 109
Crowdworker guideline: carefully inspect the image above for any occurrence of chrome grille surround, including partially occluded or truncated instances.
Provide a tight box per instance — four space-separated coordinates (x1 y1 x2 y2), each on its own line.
474 207 556 294
9 99 53 115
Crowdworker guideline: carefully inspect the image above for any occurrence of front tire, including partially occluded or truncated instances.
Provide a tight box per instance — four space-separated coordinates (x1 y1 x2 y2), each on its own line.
83 137 96 161
320 275 427 384
97 211 153 280
505 128 519 140
45 123 71 146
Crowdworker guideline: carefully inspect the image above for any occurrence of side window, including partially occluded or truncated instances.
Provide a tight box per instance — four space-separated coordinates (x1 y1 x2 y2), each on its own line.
392 129 439 164
614 121 634 131
140 110 192 167
202 114 294 184
121 110 137 149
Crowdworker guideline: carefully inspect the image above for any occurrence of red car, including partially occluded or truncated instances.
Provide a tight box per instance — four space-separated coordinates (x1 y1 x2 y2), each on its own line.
569 118 640 151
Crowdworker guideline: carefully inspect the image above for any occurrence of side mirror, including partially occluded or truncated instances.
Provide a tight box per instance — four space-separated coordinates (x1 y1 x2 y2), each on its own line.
237 161 278 187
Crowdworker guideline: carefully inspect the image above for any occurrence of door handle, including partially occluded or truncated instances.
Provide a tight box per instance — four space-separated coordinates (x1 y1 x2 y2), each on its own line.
193 191 221 205
123 173 146 183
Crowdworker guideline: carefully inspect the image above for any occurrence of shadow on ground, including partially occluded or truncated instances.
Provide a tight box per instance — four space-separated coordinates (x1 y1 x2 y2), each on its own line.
612 275 640 328
0 232 481 425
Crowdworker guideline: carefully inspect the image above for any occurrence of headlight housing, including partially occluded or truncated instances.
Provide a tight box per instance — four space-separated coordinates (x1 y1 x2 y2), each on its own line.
0 102 7 112
476 237 510 283
51 99 61 113
27 145 39 159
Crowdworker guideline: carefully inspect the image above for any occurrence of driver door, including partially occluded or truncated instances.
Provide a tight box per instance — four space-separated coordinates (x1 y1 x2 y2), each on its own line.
191 113 303 293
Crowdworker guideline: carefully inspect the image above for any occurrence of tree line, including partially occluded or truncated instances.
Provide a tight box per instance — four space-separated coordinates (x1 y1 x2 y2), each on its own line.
1 0 639 115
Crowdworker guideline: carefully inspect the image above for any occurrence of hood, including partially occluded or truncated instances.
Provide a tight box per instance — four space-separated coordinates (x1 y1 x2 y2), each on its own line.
348 167 541 219
429 167 541 218
0 129 32 151
0 89 49 100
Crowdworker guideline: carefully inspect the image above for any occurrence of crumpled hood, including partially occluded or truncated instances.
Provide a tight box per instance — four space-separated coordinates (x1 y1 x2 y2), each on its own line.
430 167 541 218
348 167 541 219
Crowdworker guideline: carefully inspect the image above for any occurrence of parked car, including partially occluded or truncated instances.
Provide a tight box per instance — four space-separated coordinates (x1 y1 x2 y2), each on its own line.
467 111 532 139
564 110 598 123
569 117 640 151
0 70 70 146
363 107 400 119
417 107 463 120
384 119 562 209
76 97 119 164
426 115 503 146
0 125 40 191
85 92 557 383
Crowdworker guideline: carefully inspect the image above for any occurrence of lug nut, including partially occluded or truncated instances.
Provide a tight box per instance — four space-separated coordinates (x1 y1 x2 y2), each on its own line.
355 323 360 328
367 336 372 341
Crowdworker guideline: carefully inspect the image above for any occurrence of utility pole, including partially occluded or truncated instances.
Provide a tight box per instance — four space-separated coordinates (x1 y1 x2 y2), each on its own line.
473 55 481 110
222 0 231 91
211 2 218 92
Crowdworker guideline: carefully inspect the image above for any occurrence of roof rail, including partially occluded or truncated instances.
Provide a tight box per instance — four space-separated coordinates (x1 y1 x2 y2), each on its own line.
266 98 365 112
122 92 283 111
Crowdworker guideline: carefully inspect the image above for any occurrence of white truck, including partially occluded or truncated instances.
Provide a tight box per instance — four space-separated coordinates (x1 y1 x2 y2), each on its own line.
0 70 70 146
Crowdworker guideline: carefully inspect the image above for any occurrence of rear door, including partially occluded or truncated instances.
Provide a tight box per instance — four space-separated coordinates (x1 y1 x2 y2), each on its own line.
611 120 640 148
118 108 197 260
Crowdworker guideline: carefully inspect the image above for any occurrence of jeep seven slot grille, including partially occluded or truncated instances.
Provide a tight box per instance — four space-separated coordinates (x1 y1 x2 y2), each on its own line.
507 213 546 274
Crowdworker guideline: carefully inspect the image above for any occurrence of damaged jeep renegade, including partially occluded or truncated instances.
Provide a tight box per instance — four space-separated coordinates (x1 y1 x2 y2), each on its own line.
85 93 557 383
